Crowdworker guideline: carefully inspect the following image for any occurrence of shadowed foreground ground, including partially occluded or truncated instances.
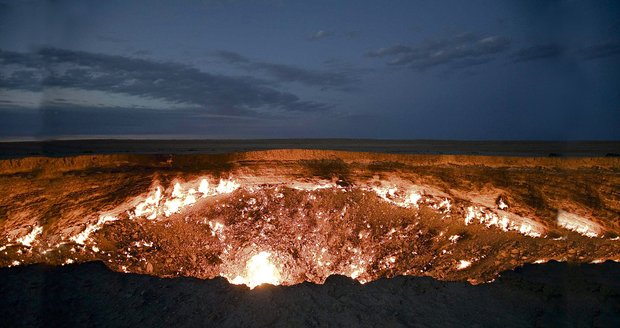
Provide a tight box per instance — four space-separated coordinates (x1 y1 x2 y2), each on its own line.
1 261 619 327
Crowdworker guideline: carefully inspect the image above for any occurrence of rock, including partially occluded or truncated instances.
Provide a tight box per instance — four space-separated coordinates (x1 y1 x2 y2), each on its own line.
146 262 153 273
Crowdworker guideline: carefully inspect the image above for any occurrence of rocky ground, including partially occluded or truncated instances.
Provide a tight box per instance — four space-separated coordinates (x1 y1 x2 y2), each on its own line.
0 260 619 327
0 149 618 286
0 142 618 326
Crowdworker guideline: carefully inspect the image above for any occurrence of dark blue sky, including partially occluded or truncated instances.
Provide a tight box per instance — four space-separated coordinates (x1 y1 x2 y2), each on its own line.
0 0 619 140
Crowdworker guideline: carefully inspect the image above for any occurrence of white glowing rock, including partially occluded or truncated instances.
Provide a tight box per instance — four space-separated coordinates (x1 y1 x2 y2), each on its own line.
134 186 162 219
371 186 424 209
457 260 472 270
404 192 422 208
371 186 395 202
216 179 240 194
183 194 196 206
208 221 225 237
163 198 183 217
16 225 43 247
198 179 210 196
152 180 205 217
153 186 162 205
518 223 541 237
465 207 476 225
463 206 544 238
438 198 452 212
171 183 183 198
291 181 336 191
557 210 602 238
147 212 157 220
350 268 364 279
499 216 510 230
70 215 118 245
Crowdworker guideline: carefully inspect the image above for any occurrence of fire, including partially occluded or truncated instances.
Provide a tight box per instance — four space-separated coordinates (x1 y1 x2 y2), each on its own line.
30 173 614 288
457 260 472 270
229 251 281 289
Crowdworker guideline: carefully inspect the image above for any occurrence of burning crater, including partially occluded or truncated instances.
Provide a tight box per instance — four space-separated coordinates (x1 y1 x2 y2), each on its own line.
0 150 619 288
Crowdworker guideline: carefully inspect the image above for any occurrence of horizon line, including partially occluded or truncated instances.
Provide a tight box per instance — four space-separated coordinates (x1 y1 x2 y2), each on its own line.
1 135 620 143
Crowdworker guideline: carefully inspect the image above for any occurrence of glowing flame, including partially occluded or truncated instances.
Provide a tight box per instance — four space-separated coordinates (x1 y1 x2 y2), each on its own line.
16 225 43 247
229 251 281 289
130 178 240 220
557 210 601 238
134 186 161 220
198 179 209 195
215 179 240 194
70 215 118 245
457 260 472 270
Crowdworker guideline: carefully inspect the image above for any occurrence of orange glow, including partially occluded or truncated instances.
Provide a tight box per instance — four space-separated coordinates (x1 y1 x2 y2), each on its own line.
4 168 614 288
229 251 281 289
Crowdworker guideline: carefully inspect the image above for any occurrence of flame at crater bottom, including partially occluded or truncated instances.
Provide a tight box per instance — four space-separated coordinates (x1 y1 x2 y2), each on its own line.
228 251 281 289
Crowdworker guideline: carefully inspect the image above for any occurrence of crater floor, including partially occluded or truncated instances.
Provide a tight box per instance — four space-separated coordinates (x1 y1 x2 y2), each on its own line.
0 149 619 287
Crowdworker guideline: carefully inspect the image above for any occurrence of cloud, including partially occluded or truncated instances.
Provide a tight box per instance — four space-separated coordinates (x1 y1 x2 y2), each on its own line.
0 87 197 110
0 48 332 114
307 30 333 41
448 57 496 69
366 45 413 58
215 50 250 64
512 43 564 62
367 33 511 70
577 40 620 59
213 50 357 89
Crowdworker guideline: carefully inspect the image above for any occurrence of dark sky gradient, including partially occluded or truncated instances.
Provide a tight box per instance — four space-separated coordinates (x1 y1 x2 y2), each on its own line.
0 0 619 140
